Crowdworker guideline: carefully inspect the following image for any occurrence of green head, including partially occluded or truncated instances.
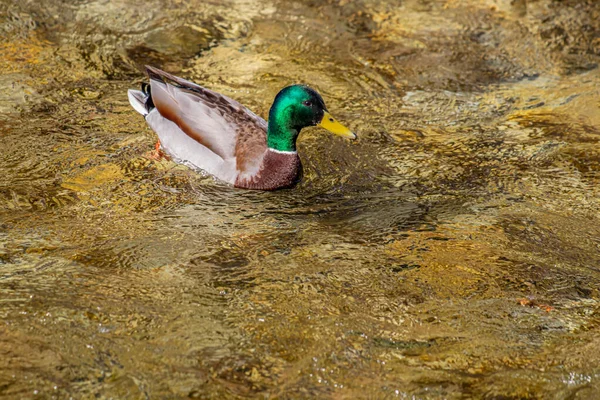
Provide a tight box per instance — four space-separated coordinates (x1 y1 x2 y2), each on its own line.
267 85 356 152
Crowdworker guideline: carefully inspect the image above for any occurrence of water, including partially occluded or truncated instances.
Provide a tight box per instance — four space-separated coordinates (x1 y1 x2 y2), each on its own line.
1 0 600 398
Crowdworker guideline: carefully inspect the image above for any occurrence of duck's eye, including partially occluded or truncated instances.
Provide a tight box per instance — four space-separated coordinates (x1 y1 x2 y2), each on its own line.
302 100 312 107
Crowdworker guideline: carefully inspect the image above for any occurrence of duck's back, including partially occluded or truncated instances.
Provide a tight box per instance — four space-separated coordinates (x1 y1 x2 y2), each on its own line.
129 66 271 186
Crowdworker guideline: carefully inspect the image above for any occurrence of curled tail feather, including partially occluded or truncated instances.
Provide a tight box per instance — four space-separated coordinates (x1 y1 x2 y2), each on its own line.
128 83 155 117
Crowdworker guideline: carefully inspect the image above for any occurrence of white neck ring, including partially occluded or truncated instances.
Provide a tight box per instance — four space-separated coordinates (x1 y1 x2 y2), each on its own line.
268 148 297 155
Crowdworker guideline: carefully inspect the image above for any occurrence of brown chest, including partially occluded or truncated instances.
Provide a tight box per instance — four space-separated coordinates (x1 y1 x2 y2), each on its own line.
234 150 301 190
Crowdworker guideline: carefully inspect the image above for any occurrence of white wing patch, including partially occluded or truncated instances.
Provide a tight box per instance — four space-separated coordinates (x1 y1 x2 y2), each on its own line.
151 80 238 160
146 109 238 184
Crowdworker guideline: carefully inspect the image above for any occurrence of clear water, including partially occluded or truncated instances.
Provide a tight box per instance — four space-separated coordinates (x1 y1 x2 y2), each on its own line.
1 0 600 398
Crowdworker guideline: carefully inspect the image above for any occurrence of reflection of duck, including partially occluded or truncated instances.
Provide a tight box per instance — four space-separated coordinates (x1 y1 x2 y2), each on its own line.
128 66 356 190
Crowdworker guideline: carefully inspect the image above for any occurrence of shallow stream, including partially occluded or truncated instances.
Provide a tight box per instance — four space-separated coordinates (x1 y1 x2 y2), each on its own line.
1 0 600 398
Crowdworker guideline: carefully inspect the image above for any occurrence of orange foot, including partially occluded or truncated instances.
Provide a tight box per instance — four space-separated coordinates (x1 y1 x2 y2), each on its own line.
146 140 169 161
517 297 554 312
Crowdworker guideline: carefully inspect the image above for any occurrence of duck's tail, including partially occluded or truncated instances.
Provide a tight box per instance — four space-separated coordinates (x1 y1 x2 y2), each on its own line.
128 82 155 117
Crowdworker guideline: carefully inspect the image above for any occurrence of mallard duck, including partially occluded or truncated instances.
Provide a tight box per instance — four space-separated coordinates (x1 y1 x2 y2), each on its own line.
127 66 356 190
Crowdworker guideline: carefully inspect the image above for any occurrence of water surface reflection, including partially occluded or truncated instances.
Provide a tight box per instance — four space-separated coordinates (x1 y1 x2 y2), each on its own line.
1 0 600 398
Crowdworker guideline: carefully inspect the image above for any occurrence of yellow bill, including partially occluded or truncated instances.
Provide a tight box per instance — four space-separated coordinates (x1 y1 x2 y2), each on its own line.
318 111 356 139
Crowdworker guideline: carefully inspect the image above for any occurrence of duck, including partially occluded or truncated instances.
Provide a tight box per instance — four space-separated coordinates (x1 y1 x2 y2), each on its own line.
127 66 356 190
